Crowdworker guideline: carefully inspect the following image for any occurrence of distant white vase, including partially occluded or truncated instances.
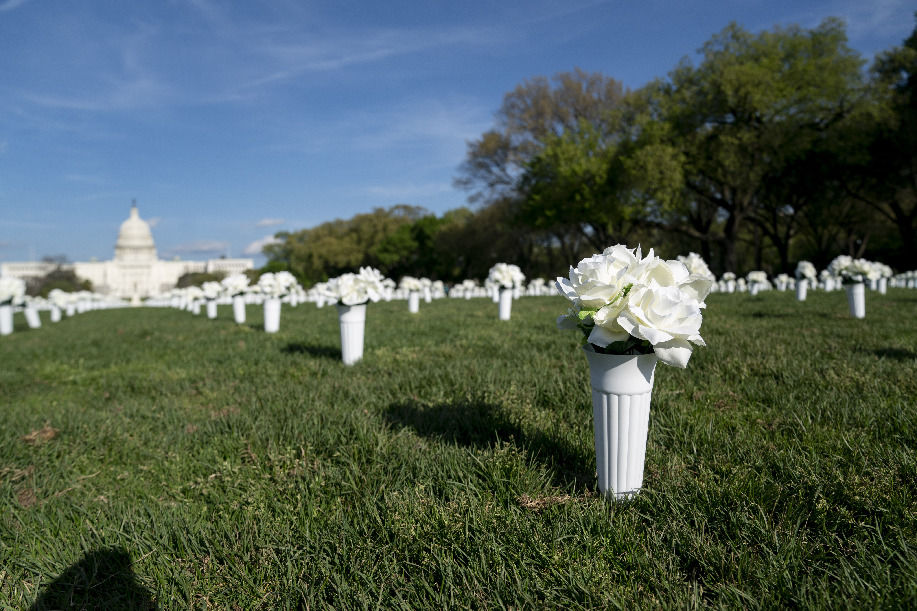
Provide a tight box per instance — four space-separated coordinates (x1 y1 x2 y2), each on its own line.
845 283 865 319
424 287 432 303
878 277 887 295
263 297 281 333
491 289 500 303
796 279 808 301
24 307 41 329
0 304 12 335
191 300 201 315
749 283 760 296
65 304 76 317
232 295 246 323
498 288 513 321
869 278 878 291
338 303 366 366
408 291 420 314
584 347 657 500
726 280 736 293
50 306 61 322
206 300 218 319
465 291 472 300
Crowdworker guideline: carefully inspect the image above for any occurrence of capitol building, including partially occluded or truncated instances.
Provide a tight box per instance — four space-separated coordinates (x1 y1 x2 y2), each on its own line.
0 205 253 301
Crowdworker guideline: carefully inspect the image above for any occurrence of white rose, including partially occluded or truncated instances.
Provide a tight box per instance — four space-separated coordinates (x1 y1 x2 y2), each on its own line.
617 283 706 368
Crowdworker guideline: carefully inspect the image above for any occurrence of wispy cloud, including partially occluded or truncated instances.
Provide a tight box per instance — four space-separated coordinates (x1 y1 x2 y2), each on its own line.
147 217 161 228
255 217 285 227
243 234 281 255
0 0 33 12
167 240 229 255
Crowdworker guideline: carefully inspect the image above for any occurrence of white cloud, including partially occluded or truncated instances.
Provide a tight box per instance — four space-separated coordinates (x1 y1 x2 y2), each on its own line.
147 217 161 228
243 234 281 255
168 240 229 255
255 217 285 227
0 0 33 12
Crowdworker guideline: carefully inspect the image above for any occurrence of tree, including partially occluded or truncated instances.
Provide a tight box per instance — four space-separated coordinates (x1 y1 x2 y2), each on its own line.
660 19 865 272
176 271 225 288
456 68 627 206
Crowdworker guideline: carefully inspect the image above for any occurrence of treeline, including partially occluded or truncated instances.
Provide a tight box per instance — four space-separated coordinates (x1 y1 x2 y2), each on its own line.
266 17 916 282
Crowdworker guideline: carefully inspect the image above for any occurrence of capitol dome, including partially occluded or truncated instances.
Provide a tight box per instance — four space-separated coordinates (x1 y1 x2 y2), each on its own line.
114 204 157 263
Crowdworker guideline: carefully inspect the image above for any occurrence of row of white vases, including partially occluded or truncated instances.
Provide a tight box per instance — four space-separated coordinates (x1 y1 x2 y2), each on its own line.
793 279 868 319
0 299 124 336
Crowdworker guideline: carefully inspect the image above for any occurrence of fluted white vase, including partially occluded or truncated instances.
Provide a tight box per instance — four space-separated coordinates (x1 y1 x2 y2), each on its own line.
191 300 201 315
878 277 887 295
845 283 865 319
498 288 512 321
796 279 808 301
206 300 218 319
65 304 76 317
24 307 41 329
233 295 246 323
726 280 735 293
50 306 61 322
749 283 760 296
263 297 281 333
584 347 657 500
0 304 12 335
338 303 366 366
408 292 420 314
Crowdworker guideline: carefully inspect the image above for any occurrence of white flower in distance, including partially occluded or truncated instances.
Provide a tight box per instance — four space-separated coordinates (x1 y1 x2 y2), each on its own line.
329 267 386 305
221 273 250 296
258 271 299 297
201 281 222 300
795 261 817 280
399 276 424 292
488 262 526 289
721 272 736 281
747 271 768 285
0 276 26 305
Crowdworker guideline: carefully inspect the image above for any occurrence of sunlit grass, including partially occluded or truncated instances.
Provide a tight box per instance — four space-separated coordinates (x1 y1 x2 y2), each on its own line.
1 290 916 608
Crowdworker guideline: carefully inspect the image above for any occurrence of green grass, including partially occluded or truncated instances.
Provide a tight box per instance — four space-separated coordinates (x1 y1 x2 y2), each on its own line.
1 290 916 608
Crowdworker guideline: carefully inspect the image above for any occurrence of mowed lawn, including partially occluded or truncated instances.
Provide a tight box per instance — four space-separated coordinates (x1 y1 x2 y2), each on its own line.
1 290 916 608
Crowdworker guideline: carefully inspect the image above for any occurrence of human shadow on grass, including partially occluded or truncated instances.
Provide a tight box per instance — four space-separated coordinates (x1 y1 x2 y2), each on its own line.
30 546 156 611
383 399 595 490
282 342 340 361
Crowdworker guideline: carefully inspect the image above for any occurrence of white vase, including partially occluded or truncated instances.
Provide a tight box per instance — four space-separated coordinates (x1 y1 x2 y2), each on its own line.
233 296 246 323
206 300 218 319
65 304 76 317
498 288 512 321
491 289 500 303
726 280 735 293
796 279 808 301
878 277 887 295
50 306 61 322
0 304 12 335
338 303 366 366
408 292 420 314
583 347 657 500
845 283 865 319
749 283 760 296
424 288 432 303
24 307 41 329
191 301 201 315
263 297 281 333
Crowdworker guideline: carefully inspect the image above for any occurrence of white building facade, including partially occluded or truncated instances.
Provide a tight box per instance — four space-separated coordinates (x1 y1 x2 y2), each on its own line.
1 205 253 300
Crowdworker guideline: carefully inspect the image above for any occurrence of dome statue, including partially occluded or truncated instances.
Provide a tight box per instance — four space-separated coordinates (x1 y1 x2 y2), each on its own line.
114 203 157 263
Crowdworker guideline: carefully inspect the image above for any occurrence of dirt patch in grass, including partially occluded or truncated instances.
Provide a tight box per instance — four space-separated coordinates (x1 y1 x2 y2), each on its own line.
21 425 59 445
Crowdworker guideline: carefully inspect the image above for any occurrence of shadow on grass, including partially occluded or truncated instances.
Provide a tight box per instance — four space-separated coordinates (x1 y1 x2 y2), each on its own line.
383 399 595 490
30 547 156 610
282 342 341 360
870 347 917 361
749 311 790 319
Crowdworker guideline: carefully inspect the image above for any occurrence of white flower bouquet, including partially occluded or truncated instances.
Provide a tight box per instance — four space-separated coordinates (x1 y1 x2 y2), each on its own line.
828 256 880 284
201 281 222 301
221 273 250 297
747 270 768 285
258 271 299 297
795 261 817 280
399 276 424 292
721 272 736 281
488 263 526 289
327 267 386 305
556 245 711 368
0 276 26 306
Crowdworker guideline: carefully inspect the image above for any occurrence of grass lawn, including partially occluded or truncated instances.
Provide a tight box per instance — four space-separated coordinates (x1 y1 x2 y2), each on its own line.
2 290 916 608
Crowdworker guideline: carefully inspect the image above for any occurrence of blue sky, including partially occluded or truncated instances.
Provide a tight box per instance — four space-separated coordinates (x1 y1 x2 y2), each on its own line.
0 0 912 265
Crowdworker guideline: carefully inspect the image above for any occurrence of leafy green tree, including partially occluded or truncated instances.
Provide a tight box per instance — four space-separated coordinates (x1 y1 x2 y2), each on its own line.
26 267 92 297
660 19 865 272
176 271 225 288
